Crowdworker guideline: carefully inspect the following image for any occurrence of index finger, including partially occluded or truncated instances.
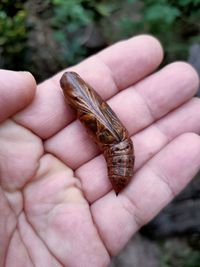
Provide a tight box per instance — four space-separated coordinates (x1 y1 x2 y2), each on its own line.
14 35 163 139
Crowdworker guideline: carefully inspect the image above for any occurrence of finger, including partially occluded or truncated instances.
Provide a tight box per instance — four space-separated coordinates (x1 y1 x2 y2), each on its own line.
14 35 163 139
134 97 200 169
0 70 36 122
45 62 199 169
76 97 200 203
52 34 163 91
91 133 200 255
0 187 17 266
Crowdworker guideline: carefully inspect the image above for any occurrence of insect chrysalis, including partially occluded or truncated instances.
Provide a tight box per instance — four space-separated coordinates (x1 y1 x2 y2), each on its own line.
60 72 134 195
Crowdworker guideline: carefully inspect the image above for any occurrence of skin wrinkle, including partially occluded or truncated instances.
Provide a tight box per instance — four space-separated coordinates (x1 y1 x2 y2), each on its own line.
12 83 70 140
0 119 44 192
2 187 38 267
154 121 171 144
0 198 17 267
22 154 81 194
11 116 45 142
24 122 44 185
85 207 112 261
94 55 120 95
87 200 112 259
148 161 176 198
6 214 33 266
13 108 53 141
7 228 35 267
4 230 17 267
3 191 22 217
19 211 64 267
120 193 143 230
133 125 169 165
38 79 71 127
24 182 83 219
135 89 157 123
25 204 107 267
0 188 17 224
18 215 41 267
11 155 43 192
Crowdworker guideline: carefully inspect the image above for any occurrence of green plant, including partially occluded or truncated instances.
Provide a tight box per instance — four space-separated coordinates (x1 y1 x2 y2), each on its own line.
0 1 27 69
50 0 126 66
161 249 200 267
159 238 200 267
114 0 200 62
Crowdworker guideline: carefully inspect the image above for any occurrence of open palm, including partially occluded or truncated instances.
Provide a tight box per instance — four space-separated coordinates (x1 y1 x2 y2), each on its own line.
1 35 200 267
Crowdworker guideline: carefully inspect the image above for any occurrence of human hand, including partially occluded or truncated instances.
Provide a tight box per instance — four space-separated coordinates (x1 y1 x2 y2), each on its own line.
1 35 200 267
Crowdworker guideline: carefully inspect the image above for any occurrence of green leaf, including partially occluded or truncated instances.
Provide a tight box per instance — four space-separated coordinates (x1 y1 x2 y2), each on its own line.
177 0 200 6
95 3 115 16
177 0 193 6
144 4 181 24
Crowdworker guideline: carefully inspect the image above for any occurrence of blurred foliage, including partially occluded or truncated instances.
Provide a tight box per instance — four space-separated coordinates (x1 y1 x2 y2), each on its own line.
50 0 126 66
162 252 200 267
159 238 200 267
107 0 200 62
0 0 200 80
0 0 27 69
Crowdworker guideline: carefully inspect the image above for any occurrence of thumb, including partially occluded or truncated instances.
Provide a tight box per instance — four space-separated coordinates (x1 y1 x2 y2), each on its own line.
0 70 36 122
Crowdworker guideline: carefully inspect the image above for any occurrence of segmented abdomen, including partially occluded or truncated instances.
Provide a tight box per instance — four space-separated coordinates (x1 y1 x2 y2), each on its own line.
102 138 134 194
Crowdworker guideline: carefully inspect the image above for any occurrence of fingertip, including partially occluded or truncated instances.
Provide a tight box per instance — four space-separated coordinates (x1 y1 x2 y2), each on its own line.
130 34 164 64
178 132 200 151
16 71 37 104
0 70 37 122
98 34 164 89
183 62 199 94
166 61 200 95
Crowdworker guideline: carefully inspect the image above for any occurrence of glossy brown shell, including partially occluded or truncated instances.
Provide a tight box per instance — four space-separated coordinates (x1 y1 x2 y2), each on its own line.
60 71 134 194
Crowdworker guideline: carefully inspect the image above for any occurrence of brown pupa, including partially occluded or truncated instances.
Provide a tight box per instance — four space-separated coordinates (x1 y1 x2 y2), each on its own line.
60 72 134 195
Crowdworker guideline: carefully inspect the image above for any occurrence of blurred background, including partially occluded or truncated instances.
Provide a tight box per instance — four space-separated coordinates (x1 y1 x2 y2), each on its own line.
0 0 200 266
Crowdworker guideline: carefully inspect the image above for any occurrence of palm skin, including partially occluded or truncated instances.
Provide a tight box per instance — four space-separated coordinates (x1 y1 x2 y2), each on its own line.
1 35 200 267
